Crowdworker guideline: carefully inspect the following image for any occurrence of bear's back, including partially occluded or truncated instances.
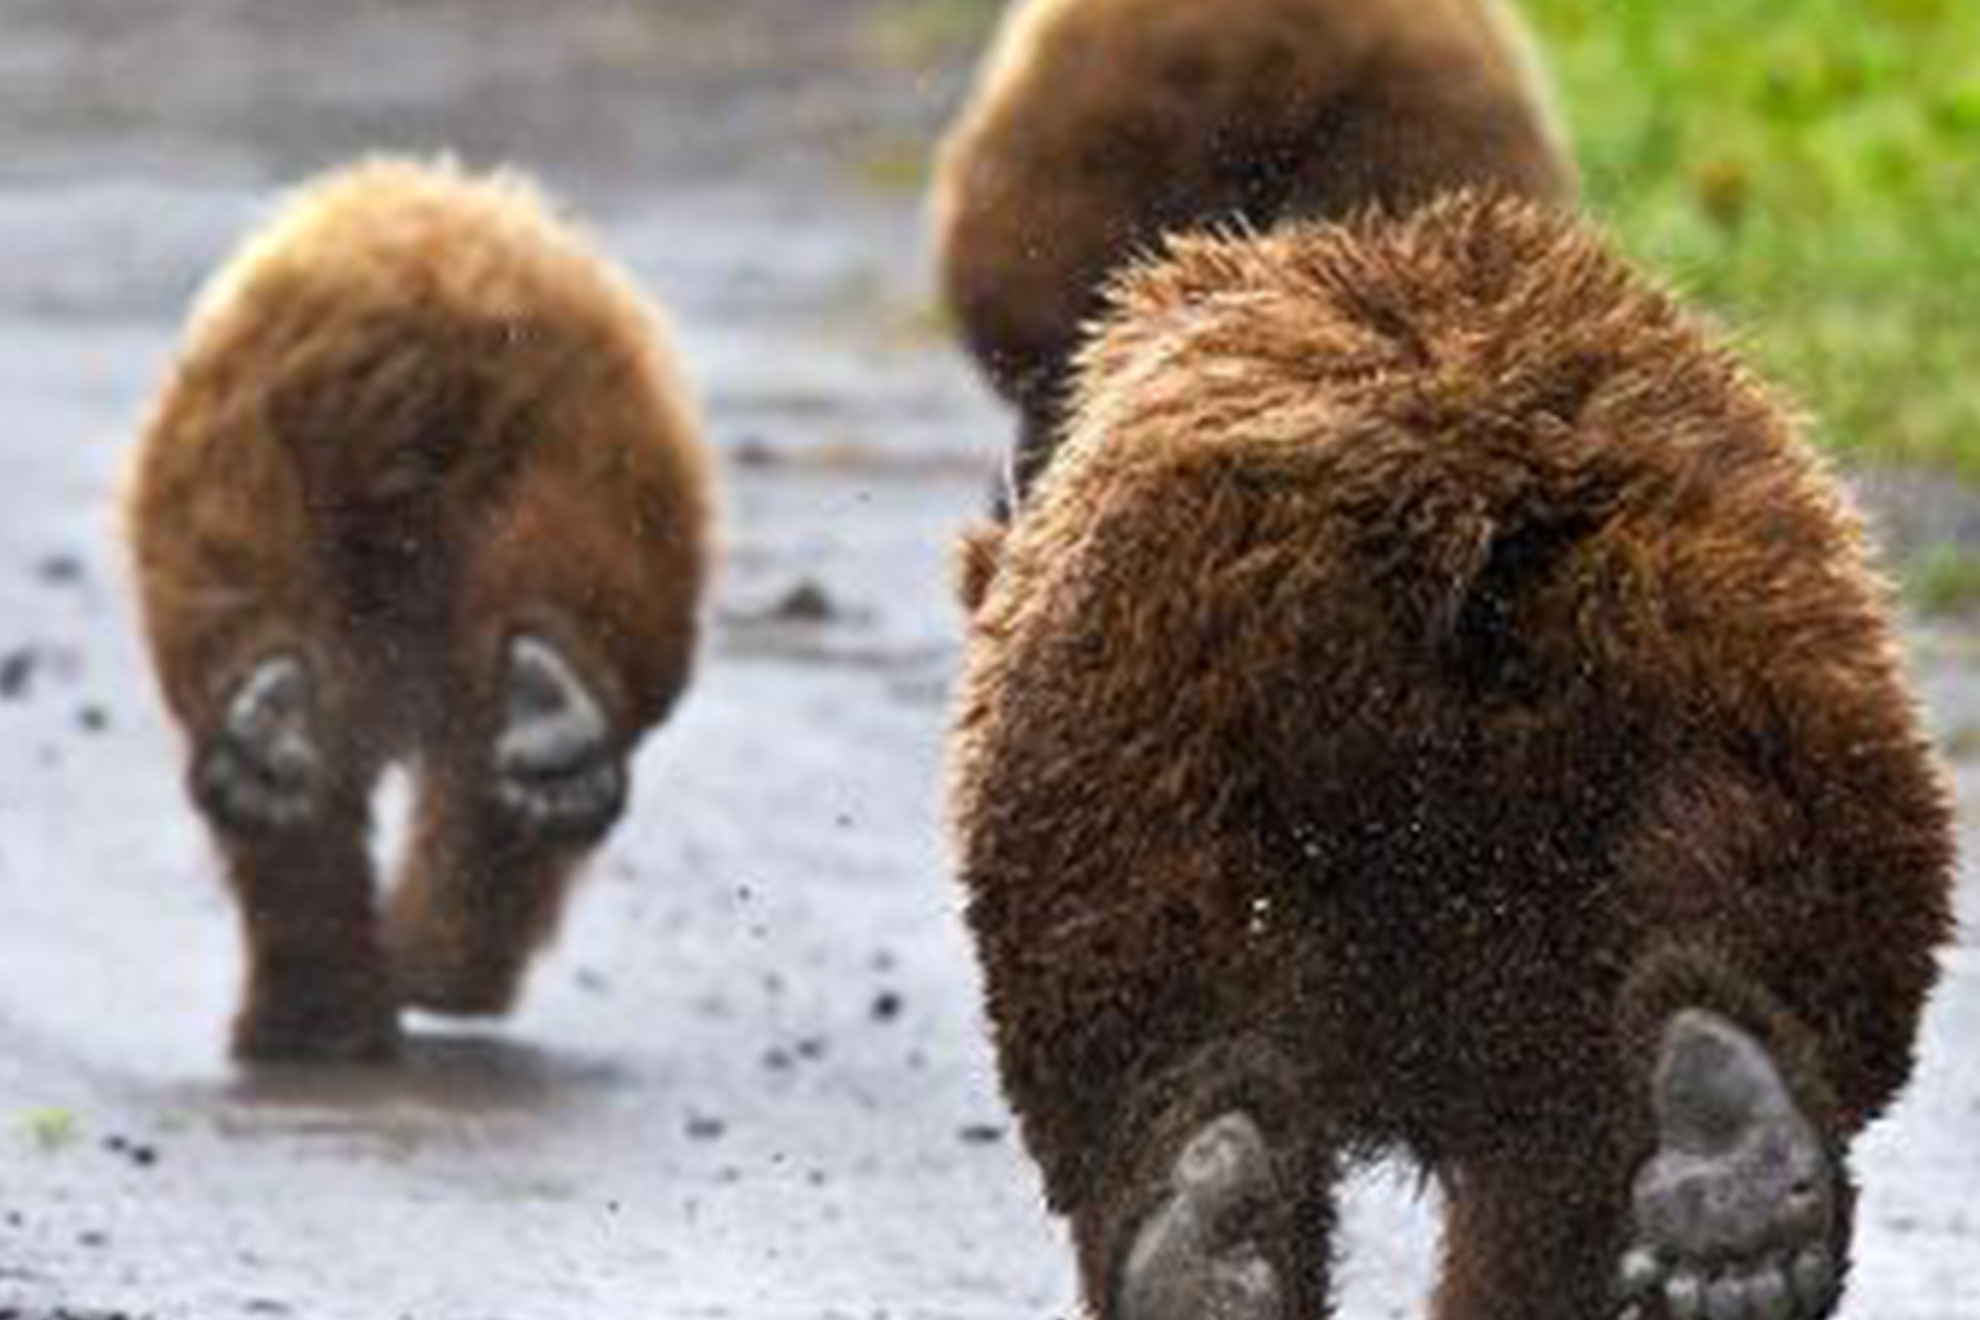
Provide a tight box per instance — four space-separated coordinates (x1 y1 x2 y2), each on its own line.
148 158 688 507
186 158 649 364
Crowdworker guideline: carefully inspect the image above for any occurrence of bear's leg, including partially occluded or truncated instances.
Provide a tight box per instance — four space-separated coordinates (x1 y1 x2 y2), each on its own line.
1615 1009 1842 1320
1431 1131 1634 1320
1080 1044 1340 1320
1607 945 1856 1320
385 636 613 1017
385 768 583 1018
207 658 395 1062
385 432 701 1015
224 820 397 1063
1432 1011 1846 1320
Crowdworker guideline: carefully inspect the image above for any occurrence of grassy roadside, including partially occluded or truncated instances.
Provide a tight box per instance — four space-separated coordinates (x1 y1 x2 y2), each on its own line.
1531 0 1980 615
880 0 1977 473
1528 0 1980 484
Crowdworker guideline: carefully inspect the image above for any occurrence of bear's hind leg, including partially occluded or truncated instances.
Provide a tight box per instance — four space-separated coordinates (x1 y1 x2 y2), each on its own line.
1431 1127 1635 1320
385 765 586 1018
215 720 396 1063
384 638 613 1018
1079 1043 1341 1320
225 818 397 1064
1431 1009 1846 1320
183 646 395 1064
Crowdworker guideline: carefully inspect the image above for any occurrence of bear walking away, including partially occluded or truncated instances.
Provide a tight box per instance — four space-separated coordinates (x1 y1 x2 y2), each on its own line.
126 158 713 1062
930 0 1574 505
947 197 1956 1319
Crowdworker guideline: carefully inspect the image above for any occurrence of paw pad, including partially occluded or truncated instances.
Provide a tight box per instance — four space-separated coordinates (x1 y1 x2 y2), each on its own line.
192 655 325 834
1119 1112 1285 1320
1618 1010 1839 1320
491 636 626 842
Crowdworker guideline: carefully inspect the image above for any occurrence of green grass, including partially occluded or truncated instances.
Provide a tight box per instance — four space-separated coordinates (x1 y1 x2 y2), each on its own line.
869 0 1004 65
884 0 1980 477
847 135 935 195
1524 0 1980 477
1944 721 1980 761
21 1107 79 1151
1907 543 1980 617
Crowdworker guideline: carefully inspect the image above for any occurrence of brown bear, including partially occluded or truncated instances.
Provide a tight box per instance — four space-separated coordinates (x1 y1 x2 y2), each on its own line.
929 0 1574 506
126 158 714 1063
947 195 1956 1320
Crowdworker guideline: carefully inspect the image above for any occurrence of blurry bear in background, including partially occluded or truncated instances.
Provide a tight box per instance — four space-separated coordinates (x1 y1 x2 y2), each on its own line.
948 197 1956 1320
127 158 713 1063
930 0 1574 506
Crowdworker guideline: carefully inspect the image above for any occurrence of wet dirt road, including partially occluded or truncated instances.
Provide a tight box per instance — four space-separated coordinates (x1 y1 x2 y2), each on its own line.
0 3 1973 1317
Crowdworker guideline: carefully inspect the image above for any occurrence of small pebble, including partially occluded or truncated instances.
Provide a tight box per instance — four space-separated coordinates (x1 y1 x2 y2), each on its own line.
0 649 37 700
33 554 84 586
771 581 837 624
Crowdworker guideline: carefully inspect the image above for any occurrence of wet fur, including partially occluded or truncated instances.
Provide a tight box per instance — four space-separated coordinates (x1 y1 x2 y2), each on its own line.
947 197 1955 1317
126 158 713 1058
930 0 1574 499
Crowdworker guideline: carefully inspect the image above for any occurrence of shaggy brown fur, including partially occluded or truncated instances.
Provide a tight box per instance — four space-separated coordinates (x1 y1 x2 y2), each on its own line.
127 158 713 1062
930 0 1574 503
947 196 1955 1319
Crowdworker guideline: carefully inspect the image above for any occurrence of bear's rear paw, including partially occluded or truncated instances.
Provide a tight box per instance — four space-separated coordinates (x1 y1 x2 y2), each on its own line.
1118 1111 1285 1320
1618 1009 1838 1320
192 655 326 836
490 636 627 844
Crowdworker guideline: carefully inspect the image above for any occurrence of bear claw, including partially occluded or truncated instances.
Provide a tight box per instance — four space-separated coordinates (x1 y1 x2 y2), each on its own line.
1118 1111 1285 1320
490 635 626 843
192 655 325 835
1618 1010 1838 1320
